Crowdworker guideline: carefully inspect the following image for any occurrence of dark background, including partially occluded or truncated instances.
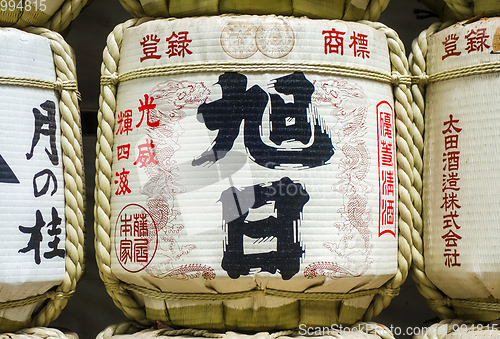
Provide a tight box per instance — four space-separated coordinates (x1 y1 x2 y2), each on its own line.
51 1 441 338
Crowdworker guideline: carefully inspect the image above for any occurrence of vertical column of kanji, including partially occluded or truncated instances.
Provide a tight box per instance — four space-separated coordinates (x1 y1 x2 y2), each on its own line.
95 17 153 327
349 20 414 323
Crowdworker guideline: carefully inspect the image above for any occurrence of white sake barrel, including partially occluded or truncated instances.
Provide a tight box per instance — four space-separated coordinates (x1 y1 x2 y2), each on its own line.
118 0 389 21
0 27 84 332
411 18 500 321
0 0 90 32
95 15 415 330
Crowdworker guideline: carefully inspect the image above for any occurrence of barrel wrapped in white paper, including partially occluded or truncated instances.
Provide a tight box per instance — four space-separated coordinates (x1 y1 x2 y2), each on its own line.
411 18 500 321
95 15 416 330
0 27 84 332
0 0 90 32
118 0 390 21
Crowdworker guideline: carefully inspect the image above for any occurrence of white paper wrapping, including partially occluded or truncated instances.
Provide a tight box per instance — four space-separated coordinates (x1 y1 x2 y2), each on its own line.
109 16 397 301
424 18 500 299
0 28 65 320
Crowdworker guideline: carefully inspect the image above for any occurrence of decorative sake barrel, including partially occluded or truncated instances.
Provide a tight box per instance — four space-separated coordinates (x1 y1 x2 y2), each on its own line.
0 0 90 32
410 18 500 321
413 319 500 339
96 321 395 339
118 0 390 21
95 15 416 330
0 26 84 332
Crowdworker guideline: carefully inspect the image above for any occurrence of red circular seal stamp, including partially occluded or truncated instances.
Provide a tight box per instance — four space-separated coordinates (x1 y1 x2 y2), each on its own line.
115 204 158 273
221 20 258 59
256 19 295 59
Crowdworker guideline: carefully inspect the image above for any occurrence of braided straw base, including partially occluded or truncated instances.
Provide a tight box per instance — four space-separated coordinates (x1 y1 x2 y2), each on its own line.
0 0 89 32
118 0 389 21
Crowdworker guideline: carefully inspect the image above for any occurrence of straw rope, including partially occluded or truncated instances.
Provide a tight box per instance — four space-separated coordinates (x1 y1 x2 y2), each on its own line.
118 0 389 21
418 0 474 21
0 292 74 311
408 21 458 321
95 17 154 326
361 0 390 21
443 0 474 20
419 61 500 83
95 16 415 327
96 322 396 339
358 20 414 322
0 327 78 339
42 0 89 33
100 62 412 87
105 282 400 302
0 76 78 92
8 26 86 328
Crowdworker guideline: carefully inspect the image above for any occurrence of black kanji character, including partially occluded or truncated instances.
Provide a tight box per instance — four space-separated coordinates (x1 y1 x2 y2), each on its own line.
33 169 58 197
193 72 334 169
44 207 65 259
26 100 58 166
220 177 309 280
18 209 45 265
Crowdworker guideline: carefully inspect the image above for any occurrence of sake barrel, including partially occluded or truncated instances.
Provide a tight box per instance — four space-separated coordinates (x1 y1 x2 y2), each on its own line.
95 15 416 330
410 18 500 321
0 26 84 332
0 0 91 32
118 0 390 21
96 321 395 339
